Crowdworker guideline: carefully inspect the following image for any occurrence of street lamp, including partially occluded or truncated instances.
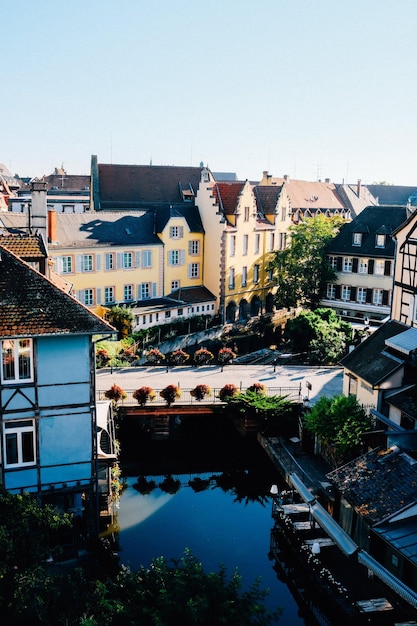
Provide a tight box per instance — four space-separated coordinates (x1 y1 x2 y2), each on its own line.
311 541 321 555
270 484 279 497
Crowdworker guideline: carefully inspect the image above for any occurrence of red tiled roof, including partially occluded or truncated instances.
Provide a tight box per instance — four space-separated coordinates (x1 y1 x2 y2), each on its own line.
0 246 114 338
212 182 245 215
0 233 47 258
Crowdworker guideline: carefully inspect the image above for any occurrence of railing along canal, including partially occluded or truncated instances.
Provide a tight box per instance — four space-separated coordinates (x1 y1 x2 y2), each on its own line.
97 384 302 406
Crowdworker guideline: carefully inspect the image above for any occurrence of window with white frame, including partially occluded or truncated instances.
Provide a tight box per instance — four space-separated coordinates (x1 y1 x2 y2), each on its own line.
104 286 115 304
329 256 337 270
188 240 200 255
255 233 260 255
141 250 152 268
168 250 185 266
170 226 183 239
243 234 248 255
341 285 351 301
62 256 73 273
242 266 247 287
82 254 93 272
279 232 287 250
165 310 171 318
244 206 250 221
358 258 368 274
124 284 133 301
105 253 115 270
140 283 151 299
188 263 200 278
171 280 180 290
229 268 235 289
123 252 133 269
326 284 336 299
269 233 275 251
1 339 33 383
4 419 36 467
83 289 94 306
376 234 385 248
353 233 362 246
374 259 384 275
230 235 236 257
343 257 353 272
357 287 367 303
254 264 260 284
373 288 383 305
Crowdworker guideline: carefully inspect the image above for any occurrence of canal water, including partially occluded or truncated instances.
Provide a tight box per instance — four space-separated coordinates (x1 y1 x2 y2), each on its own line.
116 413 308 625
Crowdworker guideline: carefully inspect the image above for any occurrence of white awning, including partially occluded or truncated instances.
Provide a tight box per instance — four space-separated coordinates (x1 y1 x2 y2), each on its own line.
96 400 111 430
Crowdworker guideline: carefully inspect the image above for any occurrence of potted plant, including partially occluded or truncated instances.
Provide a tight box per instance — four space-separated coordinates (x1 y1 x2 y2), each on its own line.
193 347 214 366
170 349 190 365
217 347 237 370
146 348 165 365
160 384 181 407
248 382 267 395
190 383 212 401
104 383 127 404
218 383 239 402
133 386 156 407
96 347 110 368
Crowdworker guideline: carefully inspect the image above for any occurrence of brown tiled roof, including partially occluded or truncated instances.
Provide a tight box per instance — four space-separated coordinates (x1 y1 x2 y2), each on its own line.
167 286 216 303
212 181 245 215
42 174 90 193
328 447 417 525
0 246 114 338
272 178 346 211
0 233 47 259
254 185 282 215
97 164 203 208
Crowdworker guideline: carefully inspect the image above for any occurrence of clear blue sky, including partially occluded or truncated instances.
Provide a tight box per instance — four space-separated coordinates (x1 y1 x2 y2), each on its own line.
4 0 417 185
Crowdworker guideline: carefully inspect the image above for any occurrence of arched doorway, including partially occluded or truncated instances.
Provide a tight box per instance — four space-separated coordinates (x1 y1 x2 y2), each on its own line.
239 299 250 320
265 293 274 313
251 295 261 317
226 301 237 322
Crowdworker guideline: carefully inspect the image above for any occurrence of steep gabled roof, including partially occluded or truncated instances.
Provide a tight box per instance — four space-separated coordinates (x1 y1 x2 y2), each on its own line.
154 204 204 234
52 212 162 248
95 163 203 209
41 174 90 194
366 185 417 207
254 185 282 215
328 446 417 525
212 181 246 215
327 205 408 257
280 178 345 211
0 246 114 338
340 320 407 386
0 233 47 259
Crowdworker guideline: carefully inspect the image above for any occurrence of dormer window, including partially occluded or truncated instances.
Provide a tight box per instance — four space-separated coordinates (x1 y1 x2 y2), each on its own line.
353 233 362 246
376 234 386 248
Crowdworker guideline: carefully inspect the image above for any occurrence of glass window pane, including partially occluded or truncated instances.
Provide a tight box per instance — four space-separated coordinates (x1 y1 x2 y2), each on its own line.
5 433 18 464
22 431 35 463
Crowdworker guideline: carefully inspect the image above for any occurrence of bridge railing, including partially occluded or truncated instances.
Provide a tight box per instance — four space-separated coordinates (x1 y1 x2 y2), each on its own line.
97 385 302 406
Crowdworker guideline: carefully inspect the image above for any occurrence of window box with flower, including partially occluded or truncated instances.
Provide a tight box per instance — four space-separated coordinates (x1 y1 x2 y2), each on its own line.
160 384 181 407
170 349 190 365
104 383 127 404
193 348 214 366
218 383 239 402
146 348 165 365
133 386 156 406
190 384 212 401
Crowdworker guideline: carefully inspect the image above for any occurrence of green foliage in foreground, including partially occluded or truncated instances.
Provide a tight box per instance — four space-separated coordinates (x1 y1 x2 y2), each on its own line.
0 488 282 625
225 390 297 436
304 394 373 466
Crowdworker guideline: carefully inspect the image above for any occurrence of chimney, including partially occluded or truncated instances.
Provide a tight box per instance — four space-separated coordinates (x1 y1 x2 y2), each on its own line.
48 210 57 243
30 181 47 241
325 178 330 183
357 179 362 197
283 174 289 181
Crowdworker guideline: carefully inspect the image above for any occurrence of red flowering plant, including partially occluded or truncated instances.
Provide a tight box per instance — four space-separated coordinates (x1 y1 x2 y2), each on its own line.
247 382 267 395
218 383 239 402
160 384 181 407
146 348 165 365
217 347 237 367
104 383 127 404
170 349 190 365
193 348 214 366
96 348 110 369
190 384 212 401
133 386 156 407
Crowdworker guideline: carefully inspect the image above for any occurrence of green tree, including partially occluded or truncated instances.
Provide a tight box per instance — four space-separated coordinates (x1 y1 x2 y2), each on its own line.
304 394 372 466
287 308 353 364
105 305 134 339
225 390 296 436
269 215 343 310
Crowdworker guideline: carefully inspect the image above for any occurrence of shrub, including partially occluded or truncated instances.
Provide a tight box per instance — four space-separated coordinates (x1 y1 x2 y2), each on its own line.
218 383 239 401
194 348 214 366
217 347 237 365
160 384 181 407
190 384 212 401
170 349 190 365
104 383 127 404
146 348 165 364
133 386 156 406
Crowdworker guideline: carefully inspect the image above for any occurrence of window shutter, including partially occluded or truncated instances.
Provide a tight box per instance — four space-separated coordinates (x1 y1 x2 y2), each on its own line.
152 283 157 297
95 254 101 271
135 252 141 268
188 241 193 254
337 257 343 271
137 284 142 300
368 259 374 274
168 251 173 266
56 257 63 274
116 252 123 269
366 288 372 303
180 250 186 265
350 287 357 301
382 290 389 305
384 260 391 276
335 285 341 299
96 288 102 304
179 226 184 238
75 255 82 272
352 258 358 273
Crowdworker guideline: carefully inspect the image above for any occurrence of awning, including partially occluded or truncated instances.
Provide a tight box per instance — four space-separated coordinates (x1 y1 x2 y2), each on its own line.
358 550 417 610
289 473 316 504
96 400 111 430
310 501 358 557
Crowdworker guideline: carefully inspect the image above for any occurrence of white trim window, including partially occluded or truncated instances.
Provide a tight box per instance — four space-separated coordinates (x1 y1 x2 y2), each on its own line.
124 284 133 301
229 267 235 289
329 256 337 270
230 235 236 257
326 284 336 300
358 258 368 274
82 254 93 272
373 288 383 305
357 287 367 303
105 252 115 271
343 257 353 272
188 263 200 279
188 240 200 255
104 286 115 305
1 339 33 383
141 250 152 268
122 252 133 269
168 250 185 266
169 226 183 239
83 289 94 306
374 260 385 275
254 264 260 284
62 256 73 274
255 234 260 255
243 234 248 256
353 233 362 246
4 419 36 467
376 234 386 248
341 285 351 301
242 266 248 287
140 283 151 300
171 280 180 290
